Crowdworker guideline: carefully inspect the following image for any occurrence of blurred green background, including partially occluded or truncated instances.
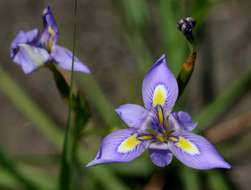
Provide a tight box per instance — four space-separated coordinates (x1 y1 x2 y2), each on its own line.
0 0 251 189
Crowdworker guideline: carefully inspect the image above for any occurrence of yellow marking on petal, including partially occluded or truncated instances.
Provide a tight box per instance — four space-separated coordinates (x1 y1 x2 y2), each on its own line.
118 134 140 153
152 84 167 107
176 137 200 155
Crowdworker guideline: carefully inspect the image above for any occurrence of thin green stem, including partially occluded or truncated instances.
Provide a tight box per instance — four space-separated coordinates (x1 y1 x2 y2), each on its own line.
59 0 78 189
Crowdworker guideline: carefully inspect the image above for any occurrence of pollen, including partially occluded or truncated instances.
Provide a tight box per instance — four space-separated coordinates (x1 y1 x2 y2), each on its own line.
176 137 200 155
152 84 167 107
118 134 140 153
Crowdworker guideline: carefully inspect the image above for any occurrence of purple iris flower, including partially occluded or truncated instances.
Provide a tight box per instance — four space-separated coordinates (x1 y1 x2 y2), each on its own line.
87 55 231 169
10 6 90 74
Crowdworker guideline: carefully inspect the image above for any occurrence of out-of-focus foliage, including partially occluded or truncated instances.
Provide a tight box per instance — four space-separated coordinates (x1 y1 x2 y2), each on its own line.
0 0 251 190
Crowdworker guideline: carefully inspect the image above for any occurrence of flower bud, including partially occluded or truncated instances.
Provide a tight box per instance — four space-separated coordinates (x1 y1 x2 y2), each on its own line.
177 17 196 43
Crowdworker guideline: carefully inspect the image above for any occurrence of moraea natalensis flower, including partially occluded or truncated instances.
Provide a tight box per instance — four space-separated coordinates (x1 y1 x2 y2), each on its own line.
10 6 90 74
87 55 231 169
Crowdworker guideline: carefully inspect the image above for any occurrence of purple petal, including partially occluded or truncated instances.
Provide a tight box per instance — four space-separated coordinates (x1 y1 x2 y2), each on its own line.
51 45 90 73
142 54 178 113
11 29 39 58
149 149 173 167
169 111 197 131
40 6 59 49
169 130 231 170
13 44 50 74
86 129 148 167
115 104 150 128
42 6 58 35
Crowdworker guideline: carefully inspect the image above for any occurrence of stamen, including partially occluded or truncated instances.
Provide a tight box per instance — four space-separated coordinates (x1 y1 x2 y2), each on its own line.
137 134 153 141
169 136 178 142
156 105 164 126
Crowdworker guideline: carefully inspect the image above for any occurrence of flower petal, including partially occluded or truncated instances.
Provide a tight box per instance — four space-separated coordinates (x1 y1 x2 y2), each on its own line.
40 6 59 49
13 44 50 74
169 130 231 169
149 149 173 167
11 29 39 58
115 104 150 128
42 6 58 36
86 129 148 167
142 54 178 113
51 45 90 73
169 111 197 131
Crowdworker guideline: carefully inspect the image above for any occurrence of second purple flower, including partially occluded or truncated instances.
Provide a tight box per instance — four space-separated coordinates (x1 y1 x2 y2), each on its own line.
10 6 90 74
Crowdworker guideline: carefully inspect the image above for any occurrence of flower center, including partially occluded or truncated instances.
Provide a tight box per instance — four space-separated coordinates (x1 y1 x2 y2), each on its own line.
136 105 177 145
152 105 178 143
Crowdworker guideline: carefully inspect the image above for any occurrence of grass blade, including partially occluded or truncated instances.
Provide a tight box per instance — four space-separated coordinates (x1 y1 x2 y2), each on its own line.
0 65 62 146
196 67 251 132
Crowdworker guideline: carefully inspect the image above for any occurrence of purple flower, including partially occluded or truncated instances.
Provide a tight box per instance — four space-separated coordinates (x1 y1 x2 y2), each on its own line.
87 55 231 170
10 6 90 74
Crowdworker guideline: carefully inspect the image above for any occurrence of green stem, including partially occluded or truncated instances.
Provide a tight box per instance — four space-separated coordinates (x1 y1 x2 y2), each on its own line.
177 51 197 98
59 0 78 189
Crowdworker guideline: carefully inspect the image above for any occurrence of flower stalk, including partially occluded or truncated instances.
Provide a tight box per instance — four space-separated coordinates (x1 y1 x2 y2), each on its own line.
176 17 197 98
60 3 75 190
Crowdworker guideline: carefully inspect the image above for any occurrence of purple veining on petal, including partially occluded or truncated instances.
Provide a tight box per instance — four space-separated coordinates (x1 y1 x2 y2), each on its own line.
115 104 149 128
149 149 173 167
86 129 149 167
169 130 231 170
51 45 90 73
169 111 197 131
142 54 178 113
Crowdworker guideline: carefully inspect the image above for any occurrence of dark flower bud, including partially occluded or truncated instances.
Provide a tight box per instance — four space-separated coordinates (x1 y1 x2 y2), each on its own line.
177 17 196 43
